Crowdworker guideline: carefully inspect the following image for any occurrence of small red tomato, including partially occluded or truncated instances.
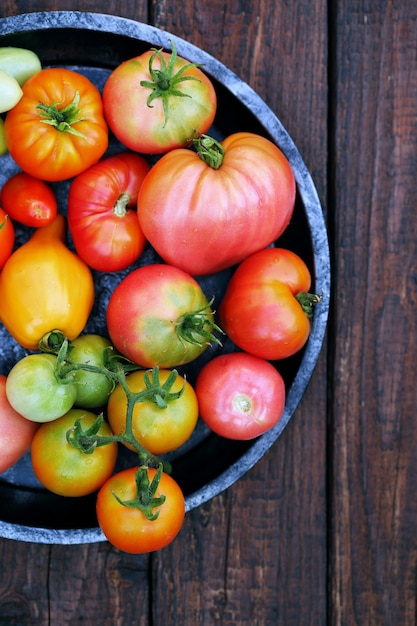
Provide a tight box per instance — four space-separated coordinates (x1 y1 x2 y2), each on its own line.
195 352 286 440
68 152 150 272
0 374 39 474
0 208 14 269
1 172 57 227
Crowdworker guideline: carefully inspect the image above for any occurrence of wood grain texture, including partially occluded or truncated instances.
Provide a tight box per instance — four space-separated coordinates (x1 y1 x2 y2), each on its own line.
329 1 417 624
4 0 416 624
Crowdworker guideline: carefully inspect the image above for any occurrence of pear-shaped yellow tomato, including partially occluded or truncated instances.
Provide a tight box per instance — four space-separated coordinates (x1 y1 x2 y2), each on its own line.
0 214 94 350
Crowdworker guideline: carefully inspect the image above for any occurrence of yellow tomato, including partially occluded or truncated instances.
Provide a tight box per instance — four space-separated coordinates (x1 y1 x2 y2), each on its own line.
107 369 199 456
0 214 94 350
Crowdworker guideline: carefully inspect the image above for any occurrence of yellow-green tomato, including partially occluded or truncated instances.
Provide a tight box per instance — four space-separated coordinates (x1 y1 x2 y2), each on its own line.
31 409 118 497
0 46 42 85
107 368 199 455
6 353 77 422
0 118 7 155
0 69 23 113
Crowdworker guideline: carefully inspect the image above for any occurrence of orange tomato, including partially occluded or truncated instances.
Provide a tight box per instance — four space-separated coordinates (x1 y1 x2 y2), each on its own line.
4 67 108 181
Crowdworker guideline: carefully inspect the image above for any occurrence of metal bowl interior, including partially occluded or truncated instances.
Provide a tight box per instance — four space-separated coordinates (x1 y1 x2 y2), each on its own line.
0 11 330 544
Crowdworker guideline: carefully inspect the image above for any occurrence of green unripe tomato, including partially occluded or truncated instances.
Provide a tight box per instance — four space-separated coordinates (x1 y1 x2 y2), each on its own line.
0 46 42 85
68 334 115 409
0 69 23 113
6 353 77 422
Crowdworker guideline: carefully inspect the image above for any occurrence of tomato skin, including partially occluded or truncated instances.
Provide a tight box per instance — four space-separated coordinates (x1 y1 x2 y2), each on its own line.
195 352 286 440
31 409 117 497
0 68 22 113
107 369 199 455
137 132 296 275
1 172 57 227
4 67 108 181
106 264 217 368
219 248 313 360
229 247 312 294
0 46 42 86
0 214 95 351
0 374 39 474
0 118 7 155
102 47 217 154
0 208 14 270
96 466 185 554
68 152 150 272
6 353 77 423
68 334 115 409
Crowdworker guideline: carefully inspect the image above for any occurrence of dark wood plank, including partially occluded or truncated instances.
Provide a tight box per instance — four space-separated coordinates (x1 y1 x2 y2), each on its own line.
330 1 417 623
0 1 328 624
151 2 329 624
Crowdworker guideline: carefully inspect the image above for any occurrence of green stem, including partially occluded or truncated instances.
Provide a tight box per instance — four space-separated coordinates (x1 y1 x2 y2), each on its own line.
174 297 224 347
40 331 173 473
113 192 131 218
139 39 202 127
296 292 322 319
36 90 87 138
193 134 225 169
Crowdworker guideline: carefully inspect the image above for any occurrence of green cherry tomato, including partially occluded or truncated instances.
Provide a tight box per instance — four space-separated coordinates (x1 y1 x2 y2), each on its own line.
68 334 115 409
6 353 77 422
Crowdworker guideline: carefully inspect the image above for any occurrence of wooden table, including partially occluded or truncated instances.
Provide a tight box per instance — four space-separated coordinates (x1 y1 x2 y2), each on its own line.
0 1 415 624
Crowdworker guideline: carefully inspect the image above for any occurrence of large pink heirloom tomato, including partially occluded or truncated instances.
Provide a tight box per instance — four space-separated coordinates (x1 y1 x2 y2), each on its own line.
102 42 217 154
137 132 296 276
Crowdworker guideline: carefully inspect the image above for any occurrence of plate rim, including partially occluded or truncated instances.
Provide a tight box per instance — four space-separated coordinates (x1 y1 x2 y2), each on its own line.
0 10 331 544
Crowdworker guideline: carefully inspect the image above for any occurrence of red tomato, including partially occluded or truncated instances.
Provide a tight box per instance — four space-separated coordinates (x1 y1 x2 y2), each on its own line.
0 208 14 270
219 248 318 360
0 374 39 474
106 264 220 368
137 132 296 275
102 42 217 154
195 352 286 440
1 172 57 227
68 152 150 272
31 409 118 497
96 466 185 553
4 67 108 181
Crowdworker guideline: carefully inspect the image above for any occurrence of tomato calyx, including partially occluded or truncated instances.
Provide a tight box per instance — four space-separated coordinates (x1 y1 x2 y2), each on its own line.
36 91 87 138
140 40 202 127
193 134 225 169
138 367 185 409
174 298 224 348
295 292 322 319
112 464 166 521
